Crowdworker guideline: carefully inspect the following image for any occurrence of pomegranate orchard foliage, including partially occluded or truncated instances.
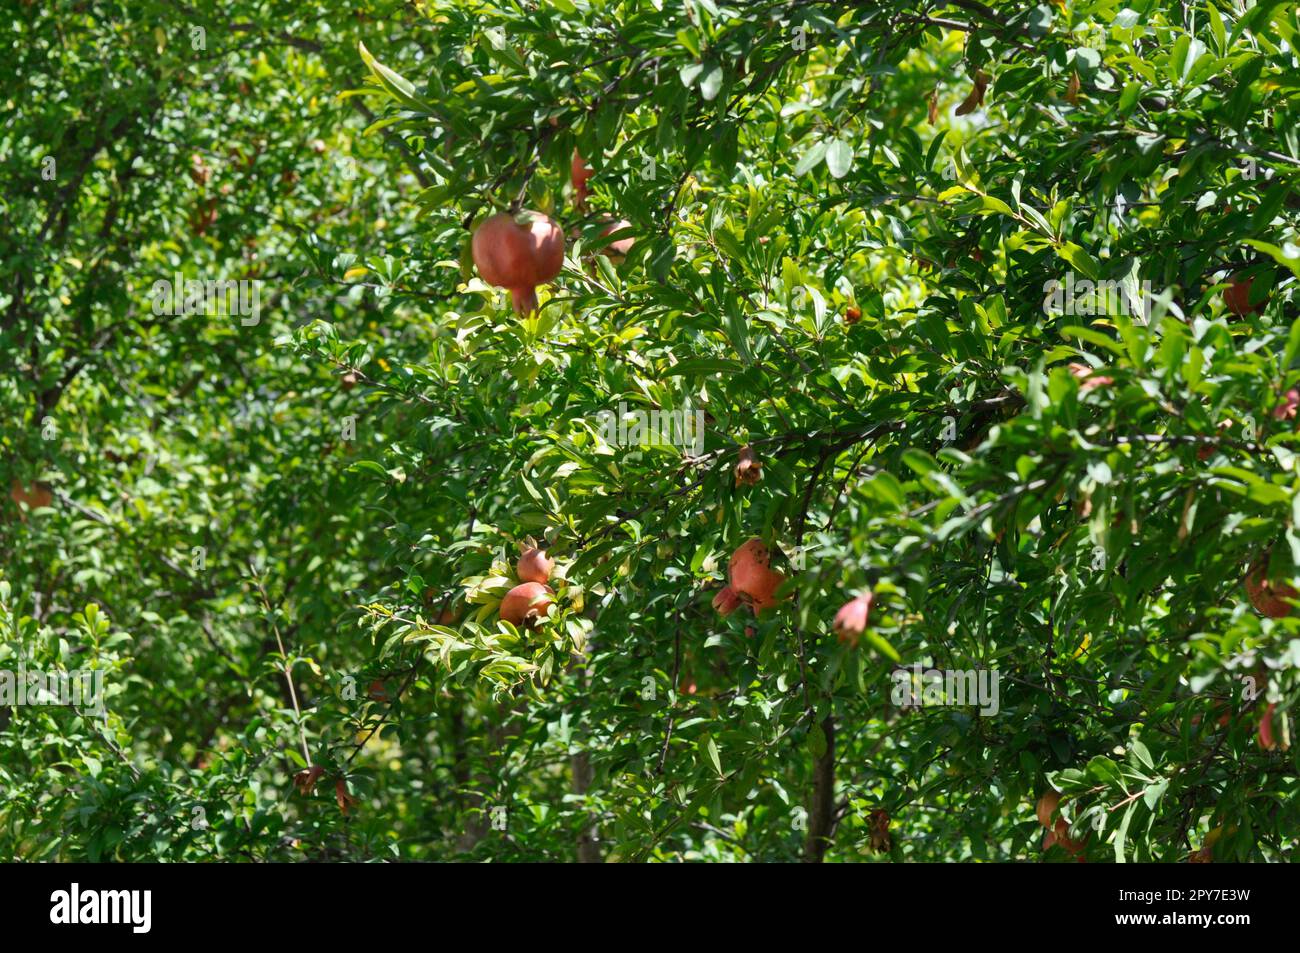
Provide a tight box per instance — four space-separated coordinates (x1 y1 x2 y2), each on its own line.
2 1 1300 863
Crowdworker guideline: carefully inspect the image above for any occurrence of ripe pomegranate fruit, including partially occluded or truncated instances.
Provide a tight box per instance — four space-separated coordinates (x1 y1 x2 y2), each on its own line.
471 210 565 316
712 585 743 616
1224 275 1261 316
571 150 593 208
516 546 554 584
1036 790 1061 829
1051 818 1088 854
833 592 874 648
1245 554 1297 618
499 581 554 627
729 538 786 612
599 219 634 262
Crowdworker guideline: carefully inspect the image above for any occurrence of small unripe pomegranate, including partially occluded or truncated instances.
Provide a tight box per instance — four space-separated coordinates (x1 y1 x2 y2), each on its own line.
1245 555 1297 618
729 538 786 612
471 211 565 315
499 582 554 627
843 306 862 325
516 547 554 584
833 592 874 647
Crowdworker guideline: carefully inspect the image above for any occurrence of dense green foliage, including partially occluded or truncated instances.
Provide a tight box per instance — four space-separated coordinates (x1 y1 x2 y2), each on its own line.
4 0 1300 862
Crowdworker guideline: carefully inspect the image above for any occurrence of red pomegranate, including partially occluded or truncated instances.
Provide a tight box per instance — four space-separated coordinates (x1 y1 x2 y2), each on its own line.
571 150 593 208
1245 555 1297 619
712 585 743 616
1036 790 1061 829
599 219 634 262
729 538 786 612
499 582 554 627
1051 818 1088 854
833 592 874 647
471 211 565 315
1258 702 1279 751
516 547 554 585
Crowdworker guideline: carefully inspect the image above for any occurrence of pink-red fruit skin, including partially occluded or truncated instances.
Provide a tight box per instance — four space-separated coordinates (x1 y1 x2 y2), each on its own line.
516 547 554 584
471 211 565 315
729 538 785 612
499 582 554 627
713 585 743 616
833 592 874 646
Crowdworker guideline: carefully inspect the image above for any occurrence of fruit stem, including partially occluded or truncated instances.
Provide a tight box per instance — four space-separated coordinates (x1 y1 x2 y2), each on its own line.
510 286 539 316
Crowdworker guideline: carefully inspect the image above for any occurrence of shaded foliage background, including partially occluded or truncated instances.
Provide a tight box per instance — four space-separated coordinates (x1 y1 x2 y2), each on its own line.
3 0 1300 862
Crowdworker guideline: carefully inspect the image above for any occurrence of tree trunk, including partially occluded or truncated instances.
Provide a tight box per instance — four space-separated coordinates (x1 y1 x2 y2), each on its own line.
571 750 602 863
803 714 836 863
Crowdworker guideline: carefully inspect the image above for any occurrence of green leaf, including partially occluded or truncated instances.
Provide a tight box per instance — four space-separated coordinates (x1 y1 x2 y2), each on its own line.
825 139 853 179
358 41 427 110
795 141 829 177
704 735 723 777
699 64 723 101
